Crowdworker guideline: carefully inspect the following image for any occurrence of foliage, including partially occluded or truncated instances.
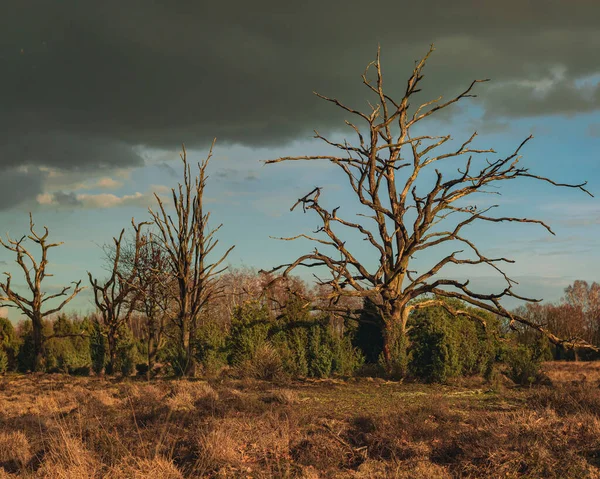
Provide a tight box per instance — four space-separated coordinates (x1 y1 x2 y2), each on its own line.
0 317 19 372
227 301 271 367
503 343 546 386
194 319 229 376
115 324 140 376
408 299 499 383
331 332 365 376
163 343 190 377
378 324 410 380
90 318 107 375
16 321 36 373
307 322 334 378
43 315 91 374
354 298 385 364
226 299 363 379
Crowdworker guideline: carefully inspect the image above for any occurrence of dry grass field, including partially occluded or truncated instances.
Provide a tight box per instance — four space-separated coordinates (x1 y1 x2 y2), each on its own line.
1 362 600 478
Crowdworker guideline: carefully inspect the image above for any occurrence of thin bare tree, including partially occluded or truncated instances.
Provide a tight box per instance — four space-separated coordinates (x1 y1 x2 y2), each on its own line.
0 214 83 370
265 45 595 371
128 233 173 377
149 140 234 376
88 219 148 374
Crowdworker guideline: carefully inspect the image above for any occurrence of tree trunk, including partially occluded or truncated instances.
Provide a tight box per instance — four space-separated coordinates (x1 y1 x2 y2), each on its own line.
32 314 44 372
147 334 154 381
106 330 117 375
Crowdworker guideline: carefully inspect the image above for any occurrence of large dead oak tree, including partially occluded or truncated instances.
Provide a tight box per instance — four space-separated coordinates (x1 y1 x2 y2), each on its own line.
149 140 234 376
0 214 83 370
265 46 594 370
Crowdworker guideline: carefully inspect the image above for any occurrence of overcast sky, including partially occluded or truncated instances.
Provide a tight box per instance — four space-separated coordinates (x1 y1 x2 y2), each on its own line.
0 0 599 320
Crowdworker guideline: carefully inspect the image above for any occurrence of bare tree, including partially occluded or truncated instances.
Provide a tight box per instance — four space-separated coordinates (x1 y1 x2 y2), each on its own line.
129 233 173 377
149 140 234 376
0 214 83 370
88 219 148 374
265 45 595 371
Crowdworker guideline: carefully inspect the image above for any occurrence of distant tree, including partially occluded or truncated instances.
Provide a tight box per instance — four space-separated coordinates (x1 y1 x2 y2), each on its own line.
123 233 173 377
149 141 234 376
88 219 148 374
0 214 84 370
265 45 594 373
563 280 600 345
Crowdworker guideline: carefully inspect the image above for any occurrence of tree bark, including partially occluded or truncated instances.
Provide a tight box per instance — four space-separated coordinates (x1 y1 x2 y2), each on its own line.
32 314 44 372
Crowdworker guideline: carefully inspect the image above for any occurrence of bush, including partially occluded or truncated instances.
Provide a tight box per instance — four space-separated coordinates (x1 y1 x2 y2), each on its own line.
307 322 334 378
226 299 363 379
16 321 36 373
0 317 19 372
503 344 546 386
354 298 386 364
331 333 364 376
163 343 192 377
115 325 140 376
90 319 107 375
194 321 229 376
408 299 499 383
273 326 309 377
241 343 284 380
228 301 271 367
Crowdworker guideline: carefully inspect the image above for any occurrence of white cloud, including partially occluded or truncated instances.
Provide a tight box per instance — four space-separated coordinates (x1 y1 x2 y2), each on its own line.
77 192 149 209
38 167 130 192
92 177 123 190
0 307 8 318
36 193 54 205
36 187 170 209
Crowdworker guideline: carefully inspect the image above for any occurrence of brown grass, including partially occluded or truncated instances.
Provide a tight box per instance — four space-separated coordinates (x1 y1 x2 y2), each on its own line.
0 362 599 477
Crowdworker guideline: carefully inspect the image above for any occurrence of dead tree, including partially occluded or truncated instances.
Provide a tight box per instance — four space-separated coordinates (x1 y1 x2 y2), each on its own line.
265 45 595 371
125 233 173 377
88 219 148 374
0 214 83 370
149 140 234 376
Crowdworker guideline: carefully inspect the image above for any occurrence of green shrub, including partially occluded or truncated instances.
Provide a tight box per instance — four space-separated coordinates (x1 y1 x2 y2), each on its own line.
90 319 107 374
115 325 140 376
165 345 187 376
331 333 364 376
307 322 334 378
503 344 545 386
378 325 410 379
408 299 499 383
227 301 271 366
16 321 36 373
273 326 309 377
194 320 229 375
0 317 19 372
354 298 386 364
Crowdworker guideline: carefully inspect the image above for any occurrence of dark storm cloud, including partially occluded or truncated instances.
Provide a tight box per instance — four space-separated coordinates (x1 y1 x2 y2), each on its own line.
0 168 45 210
48 191 82 207
0 132 143 171
1 0 599 174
